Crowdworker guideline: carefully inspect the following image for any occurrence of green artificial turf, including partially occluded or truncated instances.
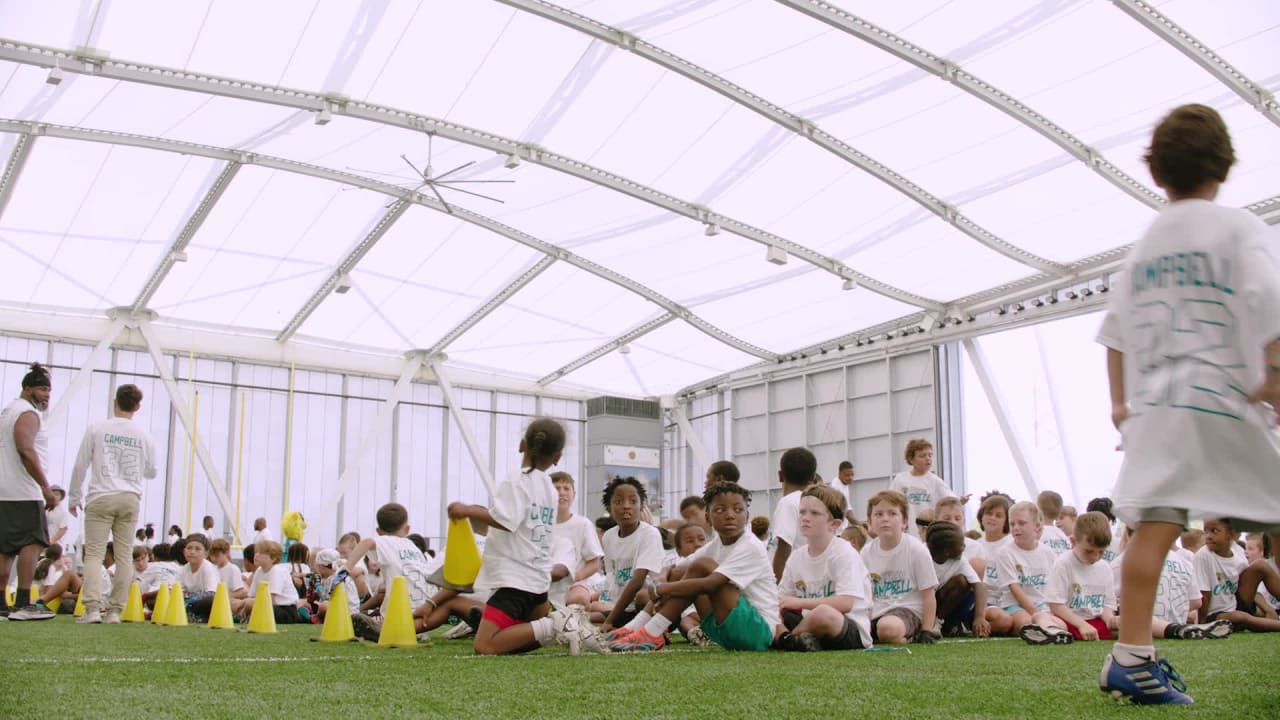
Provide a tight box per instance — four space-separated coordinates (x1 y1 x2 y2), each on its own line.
0 618 1276 719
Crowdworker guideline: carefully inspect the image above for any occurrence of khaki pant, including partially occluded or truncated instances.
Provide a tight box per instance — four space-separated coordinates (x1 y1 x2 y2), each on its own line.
82 492 138 614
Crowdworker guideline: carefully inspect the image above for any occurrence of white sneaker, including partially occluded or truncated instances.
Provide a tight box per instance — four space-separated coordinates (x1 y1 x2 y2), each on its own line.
442 621 474 640
9 603 55 621
76 610 102 624
103 611 122 625
548 605 581 654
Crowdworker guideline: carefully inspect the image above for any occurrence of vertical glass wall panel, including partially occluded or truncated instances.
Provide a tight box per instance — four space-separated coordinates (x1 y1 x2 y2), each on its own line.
237 366 290 545
339 376 396 544
283 370 343 546
397 400 446 548
961 312 1122 508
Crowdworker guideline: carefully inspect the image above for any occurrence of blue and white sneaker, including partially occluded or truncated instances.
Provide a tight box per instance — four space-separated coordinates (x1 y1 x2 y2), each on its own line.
1099 654 1194 705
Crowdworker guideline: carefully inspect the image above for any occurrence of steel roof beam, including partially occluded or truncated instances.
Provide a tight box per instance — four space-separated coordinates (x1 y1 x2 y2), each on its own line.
427 256 557 356
0 39 942 310
499 0 1066 273
277 199 410 342
0 133 35 221
1112 0 1280 127
774 0 1168 210
0 118 776 363
537 313 675 386
131 160 241 313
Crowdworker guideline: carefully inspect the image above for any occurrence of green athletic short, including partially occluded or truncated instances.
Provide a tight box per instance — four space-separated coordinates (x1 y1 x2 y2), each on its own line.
700 594 773 651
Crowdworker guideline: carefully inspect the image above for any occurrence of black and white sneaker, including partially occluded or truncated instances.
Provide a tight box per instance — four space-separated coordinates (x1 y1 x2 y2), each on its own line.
1020 623 1072 645
8 603 56 621
1176 619 1232 640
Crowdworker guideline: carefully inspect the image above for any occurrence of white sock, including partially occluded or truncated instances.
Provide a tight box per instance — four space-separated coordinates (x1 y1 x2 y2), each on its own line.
532 617 556 646
643 614 672 637
1111 642 1157 667
624 610 651 632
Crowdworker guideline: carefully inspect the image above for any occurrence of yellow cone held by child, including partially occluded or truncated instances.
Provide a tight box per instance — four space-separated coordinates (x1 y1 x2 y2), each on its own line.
377 576 417 648
165 582 189 626
207 582 235 630
316 582 355 642
44 583 61 613
246 581 278 634
443 517 481 586
122 582 146 623
73 587 85 617
152 583 170 625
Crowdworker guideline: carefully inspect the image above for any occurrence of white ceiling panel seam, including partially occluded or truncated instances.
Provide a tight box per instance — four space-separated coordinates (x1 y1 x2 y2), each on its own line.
0 39 942 312
0 118 775 364
495 0 1068 275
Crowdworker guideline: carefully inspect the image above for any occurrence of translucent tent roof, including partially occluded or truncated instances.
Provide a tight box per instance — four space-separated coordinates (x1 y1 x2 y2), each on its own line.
0 0 1276 399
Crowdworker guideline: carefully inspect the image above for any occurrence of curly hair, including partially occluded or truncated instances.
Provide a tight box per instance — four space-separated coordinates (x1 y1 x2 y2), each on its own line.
704 480 751 508
602 475 646 509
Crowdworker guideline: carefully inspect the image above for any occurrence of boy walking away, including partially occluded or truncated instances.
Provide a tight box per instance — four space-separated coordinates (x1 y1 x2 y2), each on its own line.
610 482 782 652
1096 103 1280 704
776 485 872 651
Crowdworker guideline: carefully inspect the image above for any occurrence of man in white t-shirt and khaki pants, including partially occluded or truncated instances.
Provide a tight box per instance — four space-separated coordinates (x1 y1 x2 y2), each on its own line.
68 384 158 624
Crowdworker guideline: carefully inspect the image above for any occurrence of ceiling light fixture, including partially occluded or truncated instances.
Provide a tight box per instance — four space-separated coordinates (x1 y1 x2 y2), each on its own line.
842 278 858 291
334 273 353 294
704 222 720 237
766 246 787 265
503 153 521 169
46 64 64 86
315 105 332 126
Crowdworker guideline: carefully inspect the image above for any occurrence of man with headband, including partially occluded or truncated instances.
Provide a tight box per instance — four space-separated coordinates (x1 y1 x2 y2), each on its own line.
0 362 59 621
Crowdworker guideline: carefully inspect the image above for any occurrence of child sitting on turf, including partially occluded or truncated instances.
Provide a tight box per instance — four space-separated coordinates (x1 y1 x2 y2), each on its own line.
1195 519 1280 633
1240 533 1279 618
34 546 80 612
548 471 603 612
234 540 305 623
208 539 247 601
1177 528 1204 565
1111 526 1230 640
860 490 939 645
312 548 359 618
595 476 666 634
680 496 708 526
345 503 434 640
447 417 587 655
177 533 219 620
610 482 781 652
935 497 985 579
842 523 868 552
775 485 872 651
927 521 988 638
1037 491 1072 556
140 543 180 606
991 502 1057 638
1057 505 1078 538
1021 511 1116 645
662 522 713 645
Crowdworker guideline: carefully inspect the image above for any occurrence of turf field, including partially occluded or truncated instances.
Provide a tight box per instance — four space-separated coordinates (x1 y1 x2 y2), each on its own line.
0 618 1276 719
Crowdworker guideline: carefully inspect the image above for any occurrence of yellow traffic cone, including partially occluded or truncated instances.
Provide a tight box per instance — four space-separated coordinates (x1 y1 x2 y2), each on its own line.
122 582 146 623
152 583 170 625
44 584 61 613
246 581 278 634
4 585 12 607
428 518 481 593
73 587 85 617
207 582 235 630
166 582 189 627
377 576 417 648
315 583 354 642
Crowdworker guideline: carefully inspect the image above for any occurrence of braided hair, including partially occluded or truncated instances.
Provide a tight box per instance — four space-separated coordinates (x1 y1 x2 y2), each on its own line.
522 417 566 473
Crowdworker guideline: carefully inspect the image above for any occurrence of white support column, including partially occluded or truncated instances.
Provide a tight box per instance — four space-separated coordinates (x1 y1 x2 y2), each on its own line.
666 402 713 478
44 316 126 430
429 355 497 498
961 338 1039 501
135 319 242 544
1034 326 1082 505
318 352 426 524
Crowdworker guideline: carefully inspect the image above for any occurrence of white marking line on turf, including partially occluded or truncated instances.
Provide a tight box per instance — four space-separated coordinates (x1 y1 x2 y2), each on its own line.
12 656 377 665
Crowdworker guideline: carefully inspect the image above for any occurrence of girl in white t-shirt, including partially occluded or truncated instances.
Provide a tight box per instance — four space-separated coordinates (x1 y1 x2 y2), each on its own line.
446 417 565 655
977 494 1014 635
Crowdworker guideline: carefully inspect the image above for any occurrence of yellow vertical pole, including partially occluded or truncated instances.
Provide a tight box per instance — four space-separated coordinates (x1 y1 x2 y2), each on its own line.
283 358 295 510
186 390 199 534
235 391 247 543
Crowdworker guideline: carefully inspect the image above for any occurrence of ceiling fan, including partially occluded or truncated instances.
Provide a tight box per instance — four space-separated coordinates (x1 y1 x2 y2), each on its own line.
356 132 514 213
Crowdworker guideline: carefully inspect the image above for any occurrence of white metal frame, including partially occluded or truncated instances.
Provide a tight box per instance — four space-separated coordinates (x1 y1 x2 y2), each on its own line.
961 337 1038 501
0 133 35 219
429 354 498 497
43 316 126 431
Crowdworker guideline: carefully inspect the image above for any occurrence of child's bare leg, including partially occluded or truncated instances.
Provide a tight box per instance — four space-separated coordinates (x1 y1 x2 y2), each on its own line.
873 614 909 644
1030 610 1065 631
1009 609 1033 635
472 601 550 655
565 585 591 607
1117 522 1182 647
790 604 844 639
985 607 1013 636
417 595 482 633
678 612 701 635
1237 558 1280 609
1219 610 1280 632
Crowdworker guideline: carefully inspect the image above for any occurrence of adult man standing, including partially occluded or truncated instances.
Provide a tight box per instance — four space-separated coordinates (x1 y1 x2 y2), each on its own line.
68 384 156 624
0 363 59 620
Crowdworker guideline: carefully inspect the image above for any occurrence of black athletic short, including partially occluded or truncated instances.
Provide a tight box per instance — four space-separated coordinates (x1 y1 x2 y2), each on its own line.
0 500 48 554
483 587 549 629
782 608 866 650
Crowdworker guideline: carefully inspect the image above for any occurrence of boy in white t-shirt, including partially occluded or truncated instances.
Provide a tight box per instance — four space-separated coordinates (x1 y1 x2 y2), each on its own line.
312 548 359 618
1111 535 1229 641
610 483 782 652
991 502 1058 638
889 438 967 529
345 502 435 641
1037 491 1072 556
1195 519 1280 633
547 472 603 611
140 543 181 606
860 490 939 645
776 485 872 651
926 521 988 638
770 447 817 582
208 539 247 601
1095 105 1280 704
173 533 219 622
1021 512 1116 645
234 540 303 623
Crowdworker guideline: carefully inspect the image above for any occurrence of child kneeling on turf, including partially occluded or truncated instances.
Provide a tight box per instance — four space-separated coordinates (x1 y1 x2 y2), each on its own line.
1021 511 1116 644
861 491 939 644
775 485 872 651
610 482 782 652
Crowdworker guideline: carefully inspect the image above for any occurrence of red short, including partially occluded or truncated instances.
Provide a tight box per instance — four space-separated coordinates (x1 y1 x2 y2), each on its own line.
1068 616 1111 641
